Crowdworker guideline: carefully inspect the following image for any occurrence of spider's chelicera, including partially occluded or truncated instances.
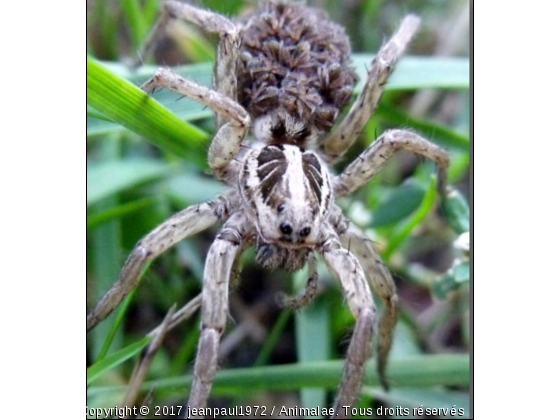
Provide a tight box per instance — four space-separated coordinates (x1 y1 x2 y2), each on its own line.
87 2 450 418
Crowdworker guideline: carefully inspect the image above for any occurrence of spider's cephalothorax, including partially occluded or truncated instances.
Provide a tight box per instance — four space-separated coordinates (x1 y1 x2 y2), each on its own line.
87 2 452 419
238 1 358 147
240 143 333 271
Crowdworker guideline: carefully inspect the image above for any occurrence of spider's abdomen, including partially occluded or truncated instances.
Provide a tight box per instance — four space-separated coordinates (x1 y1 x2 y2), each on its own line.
240 144 333 258
238 1 358 134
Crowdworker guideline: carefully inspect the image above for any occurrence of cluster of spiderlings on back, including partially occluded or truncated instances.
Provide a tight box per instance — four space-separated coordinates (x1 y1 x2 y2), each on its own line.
238 2 358 136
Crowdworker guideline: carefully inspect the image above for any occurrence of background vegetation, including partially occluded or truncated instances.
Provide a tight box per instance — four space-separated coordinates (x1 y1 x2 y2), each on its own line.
87 1 471 418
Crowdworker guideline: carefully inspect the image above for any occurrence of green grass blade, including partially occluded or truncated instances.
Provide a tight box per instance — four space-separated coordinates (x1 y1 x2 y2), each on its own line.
86 57 209 159
87 354 469 397
214 355 471 391
353 55 469 91
87 336 152 386
254 310 292 368
94 1 118 60
87 159 174 208
87 63 215 139
122 0 150 52
143 0 160 24
96 290 138 362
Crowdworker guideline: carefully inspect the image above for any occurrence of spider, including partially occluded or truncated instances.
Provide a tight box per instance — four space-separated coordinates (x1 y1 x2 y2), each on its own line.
87 1 450 418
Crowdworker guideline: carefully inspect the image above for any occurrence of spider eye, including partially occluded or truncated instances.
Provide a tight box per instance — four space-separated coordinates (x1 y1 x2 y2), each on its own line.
300 227 312 237
280 223 293 235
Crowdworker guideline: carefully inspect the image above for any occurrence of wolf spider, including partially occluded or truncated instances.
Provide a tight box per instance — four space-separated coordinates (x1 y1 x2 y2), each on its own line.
87 1 450 418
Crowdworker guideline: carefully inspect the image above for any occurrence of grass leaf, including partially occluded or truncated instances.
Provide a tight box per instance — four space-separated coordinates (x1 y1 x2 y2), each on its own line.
122 0 150 52
96 290 138 362
87 57 209 159
87 354 469 397
87 337 151 386
353 55 469 91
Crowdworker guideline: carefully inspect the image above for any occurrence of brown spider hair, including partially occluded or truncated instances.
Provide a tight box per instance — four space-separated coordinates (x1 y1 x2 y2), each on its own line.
238 1 358 134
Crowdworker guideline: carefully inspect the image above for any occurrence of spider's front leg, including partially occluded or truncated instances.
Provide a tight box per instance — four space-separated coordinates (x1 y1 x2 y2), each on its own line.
320 228 377 419
187 213 246 417
320 15 420 162
86 195 230 333
335 129 450 198
141 69 250 181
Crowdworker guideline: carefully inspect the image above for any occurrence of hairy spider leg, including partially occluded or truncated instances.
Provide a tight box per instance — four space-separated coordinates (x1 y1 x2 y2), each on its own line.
320 226 376 419
319 16 420 162
141 69 250 180
137 0 245 176
135 0 240 112
187 213 246 416
334 129 450 198
86 195 230 333
339 223 398 391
